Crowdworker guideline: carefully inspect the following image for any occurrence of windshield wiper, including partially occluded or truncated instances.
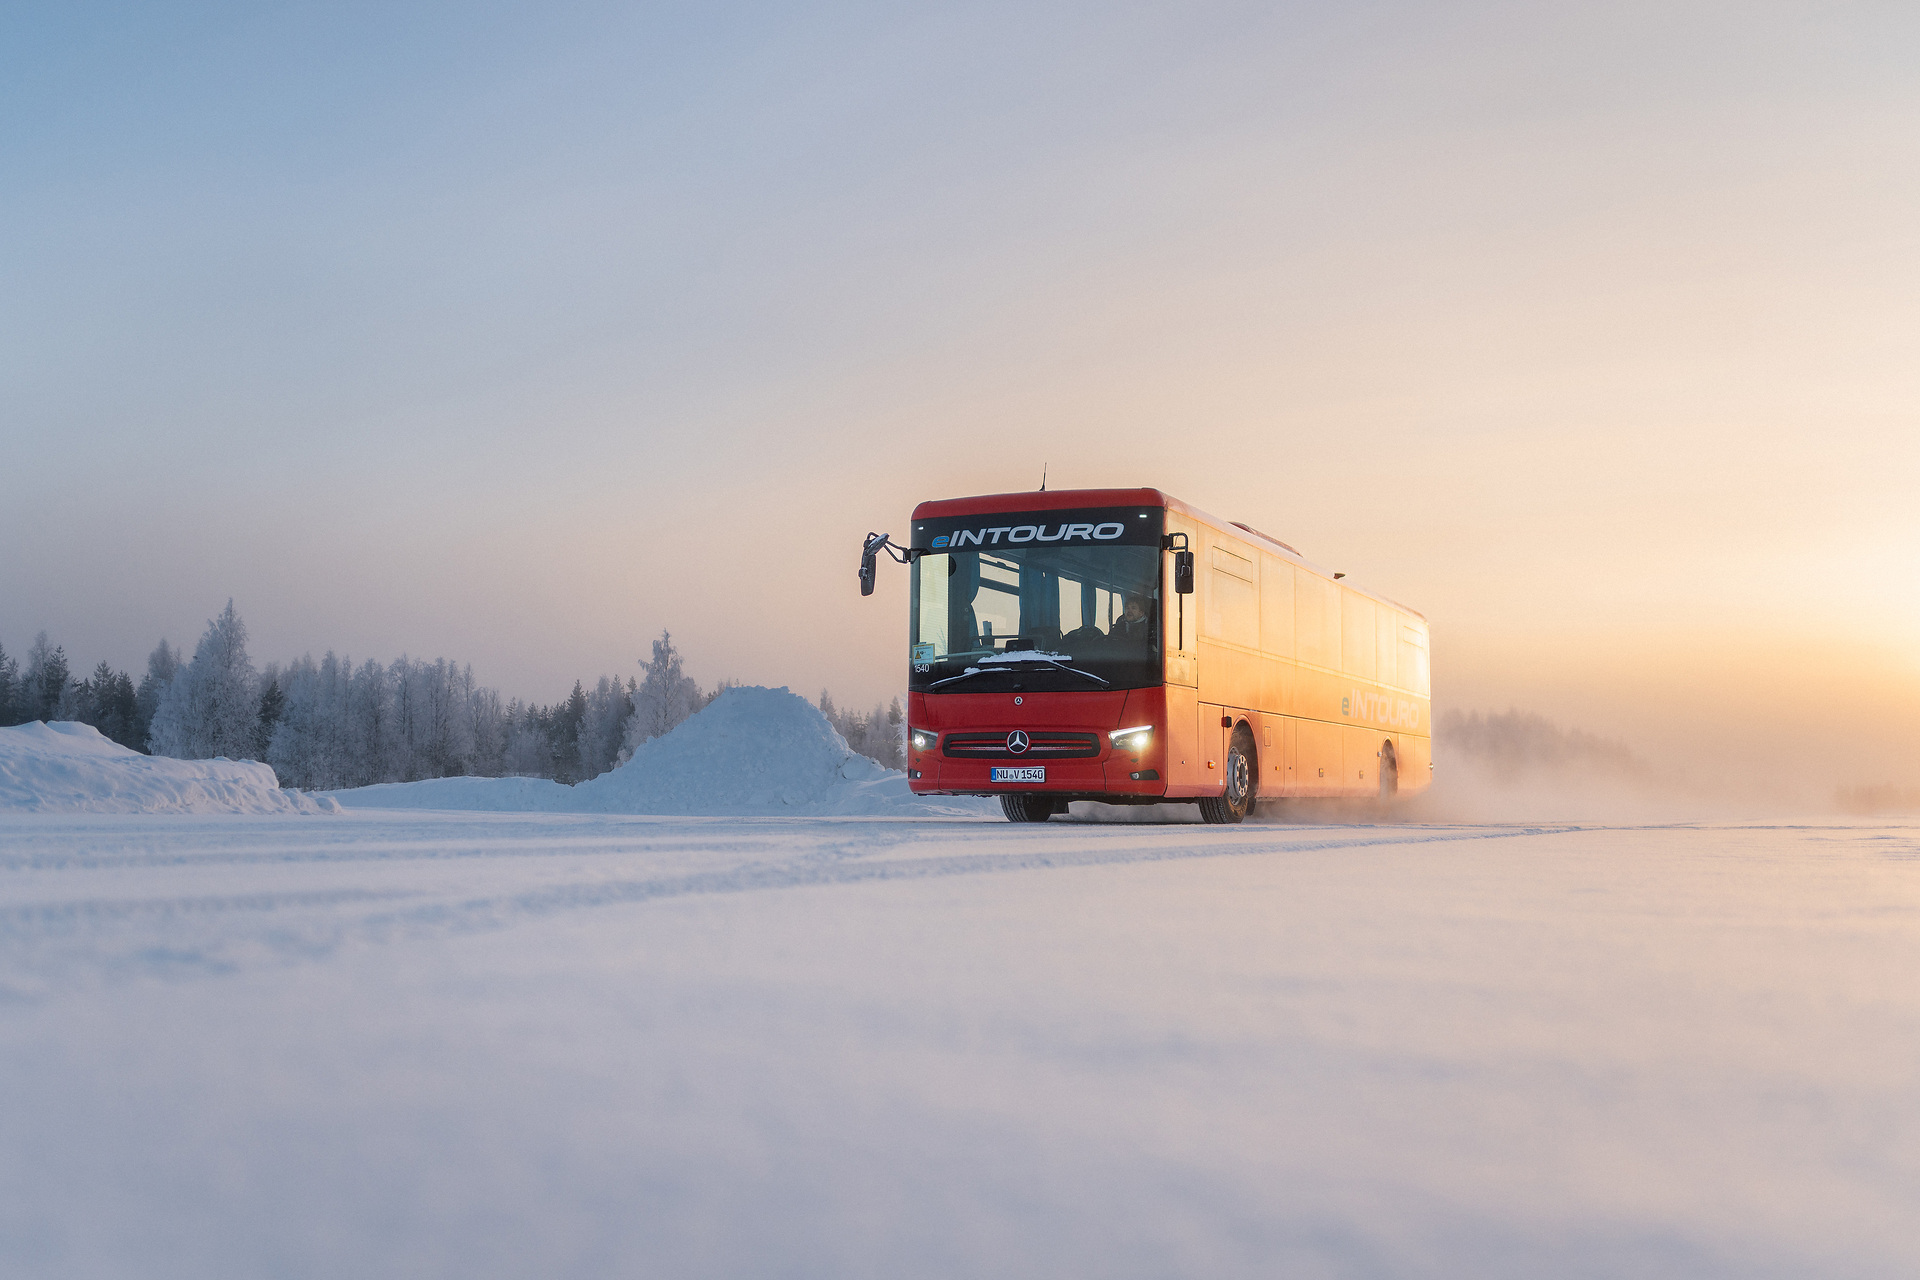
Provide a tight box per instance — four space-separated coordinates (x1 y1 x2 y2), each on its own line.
929 657 1109 689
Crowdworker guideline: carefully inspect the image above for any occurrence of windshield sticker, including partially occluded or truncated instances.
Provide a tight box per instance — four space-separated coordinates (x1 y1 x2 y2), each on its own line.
910 642 935 661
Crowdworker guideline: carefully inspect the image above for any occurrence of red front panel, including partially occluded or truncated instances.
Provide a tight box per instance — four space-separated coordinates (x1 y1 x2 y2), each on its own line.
906 687 1169 798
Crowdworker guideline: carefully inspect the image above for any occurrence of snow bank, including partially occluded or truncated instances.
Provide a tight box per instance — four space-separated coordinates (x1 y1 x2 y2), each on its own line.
330 687 992 818
329 775 575 812
0 721 337 815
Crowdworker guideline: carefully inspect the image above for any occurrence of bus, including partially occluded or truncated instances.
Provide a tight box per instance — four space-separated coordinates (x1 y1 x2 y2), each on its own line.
859 487 1430 823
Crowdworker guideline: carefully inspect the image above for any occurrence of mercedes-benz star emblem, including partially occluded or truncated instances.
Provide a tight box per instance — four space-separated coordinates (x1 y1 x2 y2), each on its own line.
1006 730 1030 754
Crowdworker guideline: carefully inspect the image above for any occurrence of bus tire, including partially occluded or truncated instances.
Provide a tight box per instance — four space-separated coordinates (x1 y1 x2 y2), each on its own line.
1001 794 1054 823
1199 726 1256 824
1378 740 1399 800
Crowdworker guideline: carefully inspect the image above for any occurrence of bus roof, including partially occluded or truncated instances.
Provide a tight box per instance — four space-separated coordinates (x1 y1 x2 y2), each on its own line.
909 487 1426 623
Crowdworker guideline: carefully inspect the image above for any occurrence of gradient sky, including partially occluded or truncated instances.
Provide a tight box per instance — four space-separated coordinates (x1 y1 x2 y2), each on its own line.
5 2 1917 795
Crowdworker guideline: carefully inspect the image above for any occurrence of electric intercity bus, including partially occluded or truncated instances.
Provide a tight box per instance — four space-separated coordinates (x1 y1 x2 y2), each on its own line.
860 488 1430 823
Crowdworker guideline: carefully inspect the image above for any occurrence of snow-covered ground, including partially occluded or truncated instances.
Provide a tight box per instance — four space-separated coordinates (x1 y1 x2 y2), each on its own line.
2 808 1916 1278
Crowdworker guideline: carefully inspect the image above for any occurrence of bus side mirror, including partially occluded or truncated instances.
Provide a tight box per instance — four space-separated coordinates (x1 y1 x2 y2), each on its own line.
1173 550 1194 594
860 531 900 596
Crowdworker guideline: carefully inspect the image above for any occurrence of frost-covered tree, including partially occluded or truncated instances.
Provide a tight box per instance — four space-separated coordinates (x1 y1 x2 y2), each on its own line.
503 701 552 777
268 652 352 789
620 631 702 761
149 601 260 759
578 676 633 780
53 678 88 723
21 633 70 724
464 676 508 778
133 640 178 750
883 697 905 769
343 659 393 786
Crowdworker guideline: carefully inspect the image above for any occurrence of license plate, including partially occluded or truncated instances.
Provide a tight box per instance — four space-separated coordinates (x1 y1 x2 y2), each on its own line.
990 767 1045 783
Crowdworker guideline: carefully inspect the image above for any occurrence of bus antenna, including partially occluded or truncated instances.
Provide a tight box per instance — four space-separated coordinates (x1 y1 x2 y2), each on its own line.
1040 464 1047 491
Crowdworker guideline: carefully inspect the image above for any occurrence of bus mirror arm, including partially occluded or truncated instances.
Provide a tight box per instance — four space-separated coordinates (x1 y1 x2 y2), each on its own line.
1162 533 1193 594
859 532 911 597
1162 533 1193 651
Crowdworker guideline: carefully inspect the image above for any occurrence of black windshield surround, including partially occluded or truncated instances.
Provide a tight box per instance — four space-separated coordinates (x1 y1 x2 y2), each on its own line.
908 507 1164 694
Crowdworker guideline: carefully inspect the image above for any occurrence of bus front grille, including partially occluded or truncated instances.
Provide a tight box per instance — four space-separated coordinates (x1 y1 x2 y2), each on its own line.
942 732 1101 760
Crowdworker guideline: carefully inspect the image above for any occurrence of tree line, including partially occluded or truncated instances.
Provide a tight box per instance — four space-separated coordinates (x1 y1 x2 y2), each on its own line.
1 604 905 788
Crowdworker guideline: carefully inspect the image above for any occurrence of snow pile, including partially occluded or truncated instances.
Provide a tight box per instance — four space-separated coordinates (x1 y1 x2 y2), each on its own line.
0 721 337 815
331 687 992 818
573 685 967 816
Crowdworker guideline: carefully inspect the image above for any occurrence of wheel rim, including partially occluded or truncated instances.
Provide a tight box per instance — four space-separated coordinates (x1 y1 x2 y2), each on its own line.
1226 749 1250 806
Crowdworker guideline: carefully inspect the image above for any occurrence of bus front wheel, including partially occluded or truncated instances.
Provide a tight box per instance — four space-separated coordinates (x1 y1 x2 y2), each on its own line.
1001 794 1057 822
1198 726 1256 824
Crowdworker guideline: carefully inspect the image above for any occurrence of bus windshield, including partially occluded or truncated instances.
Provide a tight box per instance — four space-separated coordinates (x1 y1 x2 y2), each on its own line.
909 543 1161 692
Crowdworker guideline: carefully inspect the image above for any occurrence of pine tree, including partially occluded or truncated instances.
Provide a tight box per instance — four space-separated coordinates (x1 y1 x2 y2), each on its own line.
0 641 19 726
552 680 588 783
256 677 285 760
78 660 139 748
113 672 138 731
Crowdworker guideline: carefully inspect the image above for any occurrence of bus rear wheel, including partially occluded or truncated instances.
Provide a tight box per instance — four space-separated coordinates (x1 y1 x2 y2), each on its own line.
1198 726 1256 824
1001 794 1057 823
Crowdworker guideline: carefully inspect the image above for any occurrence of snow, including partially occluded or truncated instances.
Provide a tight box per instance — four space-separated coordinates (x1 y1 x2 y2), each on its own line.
2 810 1918 1278
330 686 994 818
973 649 1077 664
0 721 336 815
328 774 575 812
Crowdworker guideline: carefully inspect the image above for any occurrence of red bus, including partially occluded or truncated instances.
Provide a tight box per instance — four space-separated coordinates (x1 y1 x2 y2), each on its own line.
860 488 1430 823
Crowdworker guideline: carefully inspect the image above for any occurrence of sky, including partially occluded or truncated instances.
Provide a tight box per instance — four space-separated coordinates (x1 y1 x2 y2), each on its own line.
4 1 1917 795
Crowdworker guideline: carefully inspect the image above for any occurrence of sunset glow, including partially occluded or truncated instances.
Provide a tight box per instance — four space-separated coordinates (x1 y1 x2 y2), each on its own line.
4 3 1916 797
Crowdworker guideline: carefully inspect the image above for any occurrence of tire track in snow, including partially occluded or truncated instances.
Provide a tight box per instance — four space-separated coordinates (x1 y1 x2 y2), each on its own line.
359 822 1590 936
0 819 1665 994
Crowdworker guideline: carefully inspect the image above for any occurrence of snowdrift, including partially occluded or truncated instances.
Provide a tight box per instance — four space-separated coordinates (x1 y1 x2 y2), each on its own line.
0 721 337 815
330 775 575 812
331 686 993 818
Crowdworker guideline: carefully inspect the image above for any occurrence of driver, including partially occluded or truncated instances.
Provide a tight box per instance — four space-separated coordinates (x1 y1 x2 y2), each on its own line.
1113 594 1153 644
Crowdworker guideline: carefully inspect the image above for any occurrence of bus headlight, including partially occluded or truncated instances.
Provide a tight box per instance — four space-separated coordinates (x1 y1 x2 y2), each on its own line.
1108 725 1153 752
910 729 936 751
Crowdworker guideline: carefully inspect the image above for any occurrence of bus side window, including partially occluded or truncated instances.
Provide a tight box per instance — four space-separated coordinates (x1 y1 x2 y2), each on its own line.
1377 608 1398 688
1296 571 1339 669
1341 590 1376 680
1205 543 1257 647
1399 623 1430 696
1260 554 1293 659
